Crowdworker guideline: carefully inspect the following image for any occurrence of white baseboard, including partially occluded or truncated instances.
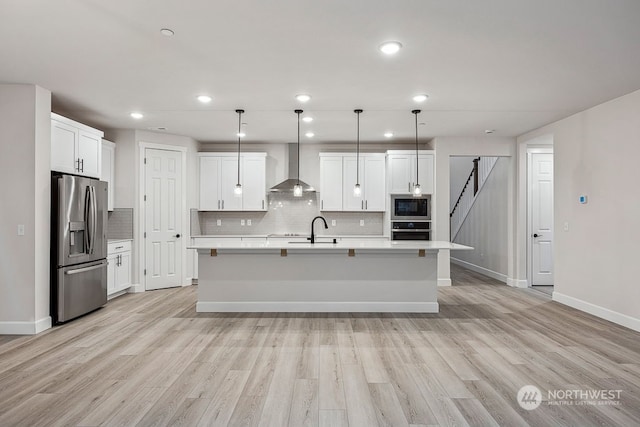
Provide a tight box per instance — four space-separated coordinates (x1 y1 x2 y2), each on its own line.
451 257 507 283
553 291 640 333
438 278 452 287
507 278 529 288
0 316 52 335
128 283 145 293
196 301 439 313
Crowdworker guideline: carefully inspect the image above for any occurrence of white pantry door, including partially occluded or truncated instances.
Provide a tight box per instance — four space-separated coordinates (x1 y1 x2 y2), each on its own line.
530 152 554 286
144 148 183 290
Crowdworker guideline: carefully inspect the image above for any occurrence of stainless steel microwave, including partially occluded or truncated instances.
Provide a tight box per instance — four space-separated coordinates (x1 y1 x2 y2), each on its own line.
391 194 431 220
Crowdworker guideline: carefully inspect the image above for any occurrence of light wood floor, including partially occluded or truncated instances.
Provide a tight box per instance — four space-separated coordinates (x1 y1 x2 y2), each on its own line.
1 265 640 426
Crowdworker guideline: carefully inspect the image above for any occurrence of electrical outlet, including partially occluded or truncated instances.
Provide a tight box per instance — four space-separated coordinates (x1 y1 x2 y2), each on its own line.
216 219 222 226
241 219 245 226
247 219 252 226
563 222 569 232
17 224 25 236
331 220 336 227
359 219 365 226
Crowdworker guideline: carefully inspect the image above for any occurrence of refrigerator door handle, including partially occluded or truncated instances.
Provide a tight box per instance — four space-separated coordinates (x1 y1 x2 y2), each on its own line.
90 186 97 254
84 186 91 254
65 262 106 275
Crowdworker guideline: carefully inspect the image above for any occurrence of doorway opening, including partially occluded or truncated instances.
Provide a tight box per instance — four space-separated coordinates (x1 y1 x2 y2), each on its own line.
449 155 509 283
527 148 554 294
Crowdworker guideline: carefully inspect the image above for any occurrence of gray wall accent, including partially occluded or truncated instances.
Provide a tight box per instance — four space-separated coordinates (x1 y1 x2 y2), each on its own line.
195 192 383 236
107 208 134 240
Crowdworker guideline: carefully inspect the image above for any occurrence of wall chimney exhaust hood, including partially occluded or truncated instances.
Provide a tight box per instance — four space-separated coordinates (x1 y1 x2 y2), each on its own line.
269 143 315 193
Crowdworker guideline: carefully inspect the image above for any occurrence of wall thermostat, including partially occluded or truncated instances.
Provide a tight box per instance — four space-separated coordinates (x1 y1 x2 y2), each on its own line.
579 195 588 204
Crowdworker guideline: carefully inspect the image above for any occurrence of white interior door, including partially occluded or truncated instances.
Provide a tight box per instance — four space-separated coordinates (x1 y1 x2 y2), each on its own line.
144 148 183 290
530 152 554 286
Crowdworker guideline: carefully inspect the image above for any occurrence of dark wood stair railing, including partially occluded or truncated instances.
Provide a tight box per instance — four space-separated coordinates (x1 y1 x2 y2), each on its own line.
450 157 480 219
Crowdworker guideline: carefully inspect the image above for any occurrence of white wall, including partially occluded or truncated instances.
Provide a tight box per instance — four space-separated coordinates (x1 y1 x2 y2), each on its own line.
433 136 517 286
518 89 640 331
0 84 51 334
104 129 199 287
451 158 509 281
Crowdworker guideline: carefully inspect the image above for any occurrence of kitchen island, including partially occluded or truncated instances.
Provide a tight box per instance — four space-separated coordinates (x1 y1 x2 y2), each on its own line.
189 239 471 313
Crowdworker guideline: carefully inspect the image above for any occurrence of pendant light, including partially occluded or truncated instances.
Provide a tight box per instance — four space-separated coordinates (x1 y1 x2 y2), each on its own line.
412 109 422 197
293 109 303 197
353 109 363 197
234 109 244 196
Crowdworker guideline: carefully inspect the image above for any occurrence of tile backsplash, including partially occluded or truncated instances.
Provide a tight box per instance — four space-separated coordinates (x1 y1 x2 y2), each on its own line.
107 208 133 239
192 193 384 236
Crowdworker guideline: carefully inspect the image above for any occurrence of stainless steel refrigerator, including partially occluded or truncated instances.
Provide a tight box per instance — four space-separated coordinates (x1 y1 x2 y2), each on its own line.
51 173 108 324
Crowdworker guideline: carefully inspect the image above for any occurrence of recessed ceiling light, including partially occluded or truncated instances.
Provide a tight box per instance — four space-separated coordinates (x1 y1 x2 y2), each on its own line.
379 41 402 55
384 132 394 138
197 95 212 103
296 94 311 103
160 28 175 37
413 94 429 103
130 112 144 119
302 116 313 123
485 129 495 134
305 131 314 138
237 132 246 138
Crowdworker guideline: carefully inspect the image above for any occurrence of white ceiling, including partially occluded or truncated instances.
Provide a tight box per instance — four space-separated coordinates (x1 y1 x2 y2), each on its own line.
2 0 640 144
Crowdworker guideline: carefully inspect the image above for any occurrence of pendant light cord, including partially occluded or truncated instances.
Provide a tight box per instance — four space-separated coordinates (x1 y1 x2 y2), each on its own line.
295 110 303 185
235 109 244 185
355 109 362 185
412 109 421 184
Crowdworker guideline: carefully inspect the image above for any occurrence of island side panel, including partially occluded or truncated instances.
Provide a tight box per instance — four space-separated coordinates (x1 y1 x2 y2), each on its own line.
196 250 438 312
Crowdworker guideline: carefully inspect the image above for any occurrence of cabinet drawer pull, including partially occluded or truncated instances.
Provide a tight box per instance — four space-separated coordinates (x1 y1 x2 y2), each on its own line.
115 246 123 249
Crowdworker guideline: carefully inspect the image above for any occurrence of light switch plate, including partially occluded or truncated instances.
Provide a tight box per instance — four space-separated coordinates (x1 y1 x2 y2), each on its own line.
216 219 222 226
17 224 25 236
331 220 336 226
247 219 252 226
359 219 365 226
563 222 569 232
241 219 245 226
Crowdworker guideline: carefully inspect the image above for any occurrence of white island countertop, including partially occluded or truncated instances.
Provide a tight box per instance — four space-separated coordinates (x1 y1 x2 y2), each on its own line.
189 239 472 252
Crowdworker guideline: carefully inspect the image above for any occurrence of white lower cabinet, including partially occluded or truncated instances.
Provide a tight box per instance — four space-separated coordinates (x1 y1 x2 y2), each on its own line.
107 240 132 297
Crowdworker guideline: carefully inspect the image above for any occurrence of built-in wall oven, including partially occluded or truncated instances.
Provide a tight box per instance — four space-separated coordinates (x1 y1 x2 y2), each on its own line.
390 195 431 241
392 221 431 241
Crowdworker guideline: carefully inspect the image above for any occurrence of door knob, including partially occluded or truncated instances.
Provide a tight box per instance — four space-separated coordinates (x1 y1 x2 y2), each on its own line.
175 234 181 238
533 233 540 238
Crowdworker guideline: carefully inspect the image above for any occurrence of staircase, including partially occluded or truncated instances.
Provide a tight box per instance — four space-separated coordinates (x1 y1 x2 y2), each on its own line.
450 156 498 240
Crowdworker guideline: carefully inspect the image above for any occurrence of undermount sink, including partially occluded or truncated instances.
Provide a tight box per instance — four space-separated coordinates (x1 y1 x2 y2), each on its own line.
288 239 337 244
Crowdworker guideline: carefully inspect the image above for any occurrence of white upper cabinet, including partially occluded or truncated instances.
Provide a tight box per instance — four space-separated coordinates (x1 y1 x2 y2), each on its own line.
242 155 267 211
220 157 242 211
321 153 386 212
363 155 386 211
199 156 221 210
387 150 434 195
101 140 115 211
198 153 267 211
51 113 103 178
319 155 343 211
